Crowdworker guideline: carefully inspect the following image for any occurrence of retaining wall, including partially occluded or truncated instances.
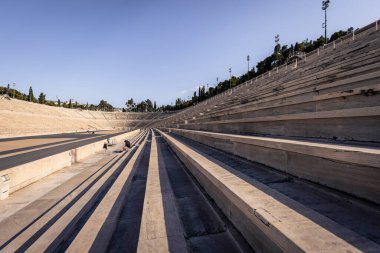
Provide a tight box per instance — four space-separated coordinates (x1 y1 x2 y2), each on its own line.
1 129 140 195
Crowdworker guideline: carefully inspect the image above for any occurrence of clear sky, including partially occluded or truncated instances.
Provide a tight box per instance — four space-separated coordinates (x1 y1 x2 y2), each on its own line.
0 0 379 107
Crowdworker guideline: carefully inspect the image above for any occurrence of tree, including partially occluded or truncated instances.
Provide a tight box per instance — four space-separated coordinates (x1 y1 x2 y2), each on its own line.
192 91 198 103
230 77 238 88
68 99 72 108
98 99 114 111
294 42 300 52
38 92 46 104
58 99 61 106
273 43 285 66
136 101 147 112
126 98 134 106
330 29 349 42
126 98 135 112
28 86 35 102
145 99 153 111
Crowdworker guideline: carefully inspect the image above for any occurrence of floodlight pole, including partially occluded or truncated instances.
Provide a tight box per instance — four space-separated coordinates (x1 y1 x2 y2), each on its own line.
229 68 232 88
275 34 280 66
324 6 327 43
247 55 250 77
216 77 219 94
322 0 330 44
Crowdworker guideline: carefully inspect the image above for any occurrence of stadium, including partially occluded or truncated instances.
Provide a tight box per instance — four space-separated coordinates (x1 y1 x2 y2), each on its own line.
0 1 379 253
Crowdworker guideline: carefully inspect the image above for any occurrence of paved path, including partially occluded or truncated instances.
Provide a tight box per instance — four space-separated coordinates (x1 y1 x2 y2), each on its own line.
0 142 124 223
0 130 129 170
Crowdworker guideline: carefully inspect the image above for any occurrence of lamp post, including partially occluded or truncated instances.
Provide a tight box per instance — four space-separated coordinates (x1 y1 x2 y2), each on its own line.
275 34 280 44
12 83 15 98
216 77 219 94
322 0 330 44
247 55 250 77
229 68 232 88
275 34 280 66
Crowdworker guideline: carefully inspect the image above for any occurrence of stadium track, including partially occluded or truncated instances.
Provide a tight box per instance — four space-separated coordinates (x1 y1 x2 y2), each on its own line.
0 130 130 171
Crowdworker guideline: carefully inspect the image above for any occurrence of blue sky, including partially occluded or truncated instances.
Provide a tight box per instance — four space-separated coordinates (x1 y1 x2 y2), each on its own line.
0 0 379 107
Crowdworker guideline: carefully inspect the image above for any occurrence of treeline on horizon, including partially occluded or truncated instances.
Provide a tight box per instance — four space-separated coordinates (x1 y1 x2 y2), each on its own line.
1 27 353 113
0 85 114 111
